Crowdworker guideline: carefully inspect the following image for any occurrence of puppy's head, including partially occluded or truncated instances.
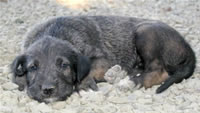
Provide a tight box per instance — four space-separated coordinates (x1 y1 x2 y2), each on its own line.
11 36 91 103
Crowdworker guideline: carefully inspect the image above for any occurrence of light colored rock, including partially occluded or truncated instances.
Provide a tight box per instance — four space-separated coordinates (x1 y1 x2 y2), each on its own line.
7 73 13 80
1 91 18 106
107 96 131 104
77 107 93 113
51 101 66 110
132 90 144 97
0 77 8 84
137 98 153 104
178 101 192 110
2 65 10 75
18 96 32 106
0 106 12 113
35 103 53 113
98 82 113 95
119 105 134 113
2 82 18 90
0 67 3 73
101 105 118 113
79 90 105 105
60 108 77 113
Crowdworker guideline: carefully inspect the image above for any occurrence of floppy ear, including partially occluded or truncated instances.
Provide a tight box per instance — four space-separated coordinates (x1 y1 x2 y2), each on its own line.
75 55 91 83
11 55 27 91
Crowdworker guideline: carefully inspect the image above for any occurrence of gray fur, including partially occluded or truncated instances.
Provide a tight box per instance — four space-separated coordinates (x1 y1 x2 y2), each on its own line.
23 16 145 72
11 16 195 102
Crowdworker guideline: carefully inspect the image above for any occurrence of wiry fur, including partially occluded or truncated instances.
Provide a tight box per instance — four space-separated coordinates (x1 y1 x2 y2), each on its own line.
11 16 196 102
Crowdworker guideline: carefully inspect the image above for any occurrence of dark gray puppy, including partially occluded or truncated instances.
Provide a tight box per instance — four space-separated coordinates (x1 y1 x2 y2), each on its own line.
11 16 195 103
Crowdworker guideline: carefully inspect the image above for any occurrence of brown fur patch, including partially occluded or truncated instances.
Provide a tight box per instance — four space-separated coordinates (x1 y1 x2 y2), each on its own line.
143 69 169 88
88 58 110 82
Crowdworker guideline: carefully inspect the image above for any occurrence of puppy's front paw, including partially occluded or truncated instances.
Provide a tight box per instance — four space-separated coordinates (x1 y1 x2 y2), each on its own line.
77 76 98 91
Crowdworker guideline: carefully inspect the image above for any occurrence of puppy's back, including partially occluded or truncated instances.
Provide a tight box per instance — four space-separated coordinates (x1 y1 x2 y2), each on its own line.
22 16 145 73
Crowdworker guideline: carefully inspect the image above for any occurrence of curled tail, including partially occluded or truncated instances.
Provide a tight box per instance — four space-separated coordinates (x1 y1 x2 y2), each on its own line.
156 53 196 93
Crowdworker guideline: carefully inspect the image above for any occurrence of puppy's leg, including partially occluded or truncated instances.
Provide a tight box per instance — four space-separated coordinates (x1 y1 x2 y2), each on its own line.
143 69 169 88
89 58 110 82
77 58 110 91
131 60 169 89
76 75 98 91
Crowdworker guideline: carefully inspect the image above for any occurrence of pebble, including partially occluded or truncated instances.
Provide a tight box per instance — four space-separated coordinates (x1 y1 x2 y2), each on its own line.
59 108 77 113
0 67 3 73
119 105 133 113
0 106 12 113
2 65 10 75
51 101 66 110
137 98 153 104
35 103 53 113
2 82 18 90
107 96 131 104
98 82 113 95
132 90 144 97
0 77 8 84
79 91 105 104
101 105 118 113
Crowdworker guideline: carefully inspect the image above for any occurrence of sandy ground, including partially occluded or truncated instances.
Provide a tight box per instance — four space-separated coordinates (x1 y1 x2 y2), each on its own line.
0 0 200 113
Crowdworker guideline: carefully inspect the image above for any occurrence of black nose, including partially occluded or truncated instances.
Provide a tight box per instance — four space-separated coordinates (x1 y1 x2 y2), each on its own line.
42 85 55 96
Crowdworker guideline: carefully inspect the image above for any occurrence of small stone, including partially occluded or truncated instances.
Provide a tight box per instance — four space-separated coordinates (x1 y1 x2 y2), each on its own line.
0 77 8 84
183 94 196 102
18 97 32 106
7 73 13 80
178 101 192 110
107 96 131 104
2 65 10 75
132 90 144 97
175 98 184 105
163 104 176 112
0 67 3 73
152 105 164 112
101 105 118 113
52 101 66 110
78 107 93 113
98 82 113 95
0 106 12 113
15 18 24 24
35 103 52 113
60 108 77 113
176 84 184 90
80 91 105 104
2 82 18 90
137 98 153 104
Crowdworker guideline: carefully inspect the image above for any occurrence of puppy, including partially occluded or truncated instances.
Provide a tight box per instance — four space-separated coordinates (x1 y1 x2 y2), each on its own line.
11 16 195 102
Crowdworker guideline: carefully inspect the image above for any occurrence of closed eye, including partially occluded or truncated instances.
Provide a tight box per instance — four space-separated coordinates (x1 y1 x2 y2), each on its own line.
28 64 38 72
56 57 70 70
178 58 187 65
27 60 39 72
61 63 70 69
